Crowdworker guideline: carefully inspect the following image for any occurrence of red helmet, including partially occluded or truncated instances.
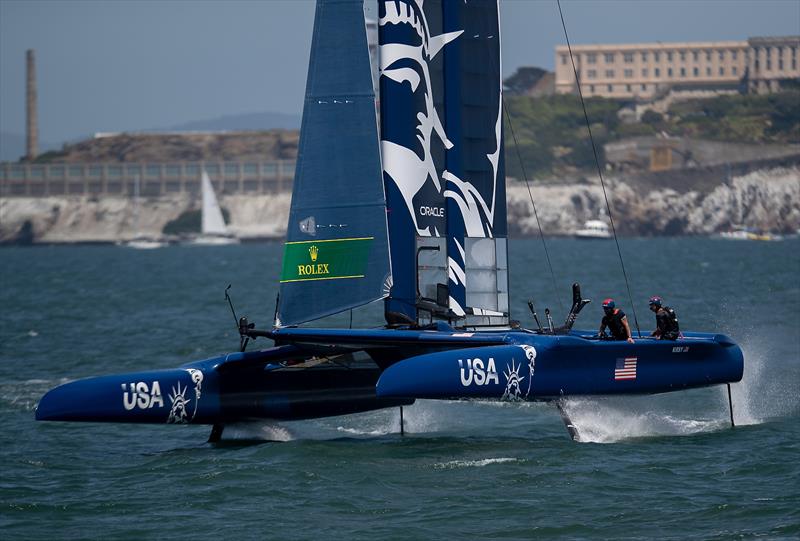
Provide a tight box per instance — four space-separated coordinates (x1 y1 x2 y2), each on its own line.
602 298 615 310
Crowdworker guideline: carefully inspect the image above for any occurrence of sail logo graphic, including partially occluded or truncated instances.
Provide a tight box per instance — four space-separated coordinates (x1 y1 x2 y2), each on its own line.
121 381 164 410
419 206 444 218
297 244 330 277
280 237 374 283
458 358 499 386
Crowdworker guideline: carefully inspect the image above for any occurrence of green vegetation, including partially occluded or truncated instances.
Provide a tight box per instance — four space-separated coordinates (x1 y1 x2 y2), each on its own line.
32 150 66 163
503 94 623 178
503 90 800 178
668 92 800 142
162 208 230 235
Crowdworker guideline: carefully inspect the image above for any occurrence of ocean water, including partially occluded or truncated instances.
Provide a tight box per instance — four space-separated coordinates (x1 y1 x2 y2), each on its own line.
1 238 798 540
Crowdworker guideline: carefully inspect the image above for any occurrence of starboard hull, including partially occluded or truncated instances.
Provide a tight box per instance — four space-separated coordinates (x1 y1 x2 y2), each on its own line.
376 331 743 401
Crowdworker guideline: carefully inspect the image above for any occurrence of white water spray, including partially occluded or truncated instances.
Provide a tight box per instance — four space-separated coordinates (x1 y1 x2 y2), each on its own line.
559 396 727 443
221 422 294 442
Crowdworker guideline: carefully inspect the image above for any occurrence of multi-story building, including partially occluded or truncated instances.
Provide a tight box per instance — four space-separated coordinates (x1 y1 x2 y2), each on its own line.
747 36 800 93
554 36 799 99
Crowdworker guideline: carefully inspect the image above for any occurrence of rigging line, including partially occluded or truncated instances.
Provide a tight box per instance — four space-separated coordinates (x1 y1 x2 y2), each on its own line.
556 0 641 336
502 99 564 314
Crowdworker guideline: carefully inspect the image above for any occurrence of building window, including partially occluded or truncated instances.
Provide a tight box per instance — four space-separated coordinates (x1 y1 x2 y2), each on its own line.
668 67 673 77
707 66 712 76
587 53 597 64
624 69 633 78
693 67 699 76
626 84 631 92
561 54 567 65
667 51 673 61
693 51 699 61
589 85 595 93
680 67 686 77
604 53 615 63
793 58 797 70
732 66 738 75
624 52 634 63
607 84 613 92
654 52 660 62
779 59 784 70
719 66 725 75
719 50 725 61
641 83 647 91
587 69 597 79
642 68 648 77
732 50 738 60
655 67 661 77
641 52 648 62
605 69 615 78
767 59 772 70
706 50 712 61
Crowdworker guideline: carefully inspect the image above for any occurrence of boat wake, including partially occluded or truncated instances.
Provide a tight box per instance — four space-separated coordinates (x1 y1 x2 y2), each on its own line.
724 327 800 425
1 378 70 412
334 401 459 436
433 457 520 469
218 422 294 442
560 398 726 443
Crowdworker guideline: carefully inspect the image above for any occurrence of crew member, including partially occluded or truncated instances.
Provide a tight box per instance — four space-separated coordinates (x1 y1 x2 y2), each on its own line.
649 296 680 340
598 298 635 343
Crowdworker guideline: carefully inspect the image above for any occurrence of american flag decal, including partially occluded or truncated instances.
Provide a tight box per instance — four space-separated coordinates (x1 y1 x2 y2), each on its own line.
614 357 638 380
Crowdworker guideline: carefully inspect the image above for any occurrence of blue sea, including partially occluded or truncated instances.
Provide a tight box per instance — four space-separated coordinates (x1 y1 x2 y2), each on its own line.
1 238 799 540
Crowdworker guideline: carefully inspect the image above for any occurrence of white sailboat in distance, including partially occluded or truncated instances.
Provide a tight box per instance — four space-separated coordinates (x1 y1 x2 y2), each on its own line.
188 170 240 245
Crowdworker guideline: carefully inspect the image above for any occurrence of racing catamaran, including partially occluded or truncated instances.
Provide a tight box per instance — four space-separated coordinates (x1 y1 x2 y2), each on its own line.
36 0 743 441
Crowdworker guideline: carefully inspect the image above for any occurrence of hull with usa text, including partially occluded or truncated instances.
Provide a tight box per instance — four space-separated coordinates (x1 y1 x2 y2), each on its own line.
376 331 744 401
36 347 411 425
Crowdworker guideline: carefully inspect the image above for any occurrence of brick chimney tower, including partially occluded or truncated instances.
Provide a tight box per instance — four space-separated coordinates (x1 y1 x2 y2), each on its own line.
26 49 38 161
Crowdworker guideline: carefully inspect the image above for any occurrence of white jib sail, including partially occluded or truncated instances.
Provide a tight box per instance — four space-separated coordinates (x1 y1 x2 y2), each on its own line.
201 170 228 236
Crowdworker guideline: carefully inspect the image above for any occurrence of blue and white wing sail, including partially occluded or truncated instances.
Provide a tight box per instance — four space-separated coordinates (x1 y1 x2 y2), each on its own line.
379 0 508 325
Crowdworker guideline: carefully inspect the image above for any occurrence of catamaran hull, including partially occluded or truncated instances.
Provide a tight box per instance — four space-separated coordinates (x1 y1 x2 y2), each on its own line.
376 332 743 401
36 330 743 431
36 350 411 425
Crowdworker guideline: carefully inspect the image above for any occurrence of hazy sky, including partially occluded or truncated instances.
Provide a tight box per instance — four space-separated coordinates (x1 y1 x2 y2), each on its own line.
1 0 798 145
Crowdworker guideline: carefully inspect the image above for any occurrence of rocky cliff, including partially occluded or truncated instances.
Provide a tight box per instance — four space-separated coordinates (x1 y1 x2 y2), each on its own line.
1 167 797 243
507 166 799 236
0 193 291 244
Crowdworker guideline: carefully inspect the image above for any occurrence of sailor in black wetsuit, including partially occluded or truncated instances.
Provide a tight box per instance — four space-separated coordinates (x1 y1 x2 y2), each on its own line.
649 295 680 340
598 298 635 343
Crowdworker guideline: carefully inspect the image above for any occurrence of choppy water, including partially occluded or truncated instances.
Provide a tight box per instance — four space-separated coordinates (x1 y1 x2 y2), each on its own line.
1 238 799 540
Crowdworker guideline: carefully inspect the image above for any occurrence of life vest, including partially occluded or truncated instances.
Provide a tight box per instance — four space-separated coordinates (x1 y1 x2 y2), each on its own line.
657 306 679 339
603 308 628 340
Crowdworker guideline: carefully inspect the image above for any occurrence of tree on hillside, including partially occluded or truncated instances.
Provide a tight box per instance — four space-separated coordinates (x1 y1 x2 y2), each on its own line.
504 67 548 96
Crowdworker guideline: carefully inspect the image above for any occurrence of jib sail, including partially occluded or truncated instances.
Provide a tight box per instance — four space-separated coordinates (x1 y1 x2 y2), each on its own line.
276 0 391 327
